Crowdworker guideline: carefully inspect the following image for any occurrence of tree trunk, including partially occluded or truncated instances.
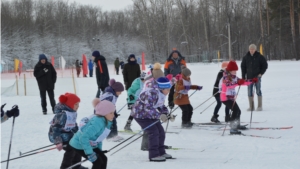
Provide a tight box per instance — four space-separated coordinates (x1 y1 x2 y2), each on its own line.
290 0 298 60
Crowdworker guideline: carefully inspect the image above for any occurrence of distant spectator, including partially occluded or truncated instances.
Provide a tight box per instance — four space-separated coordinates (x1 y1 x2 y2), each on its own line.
114 58 120 75
75 60 81 78
120 60 125 70
88 59 94 77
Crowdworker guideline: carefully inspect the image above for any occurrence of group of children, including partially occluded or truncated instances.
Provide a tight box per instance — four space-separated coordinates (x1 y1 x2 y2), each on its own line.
46 59 258 168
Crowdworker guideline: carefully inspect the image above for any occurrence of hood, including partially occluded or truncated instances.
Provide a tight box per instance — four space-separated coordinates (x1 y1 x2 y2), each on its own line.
104 86 118 97
54 103 76 114
167 50 185 61
94 55 106 62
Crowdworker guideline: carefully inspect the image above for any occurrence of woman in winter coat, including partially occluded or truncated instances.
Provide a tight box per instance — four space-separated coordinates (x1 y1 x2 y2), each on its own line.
131 77 174 162
220 61 257 134
48 93 87 169
70 100 116 169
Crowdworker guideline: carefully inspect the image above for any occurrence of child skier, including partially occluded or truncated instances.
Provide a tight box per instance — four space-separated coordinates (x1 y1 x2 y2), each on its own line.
131 77 174 162
70 99 116 169
100 78 125 142
211 61 230 123
124 72 147 131
221 60 257 134
1 104 19 123
174 65 203 128
48 93 87 169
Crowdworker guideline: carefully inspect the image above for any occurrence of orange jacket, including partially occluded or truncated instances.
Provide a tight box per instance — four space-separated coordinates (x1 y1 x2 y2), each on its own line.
174 75 198 105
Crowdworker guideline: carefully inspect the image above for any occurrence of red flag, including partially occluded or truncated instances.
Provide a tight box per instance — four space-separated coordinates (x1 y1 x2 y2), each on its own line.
51 56 55 66
82 54 88 77
142 52 145 71
19 61 23 75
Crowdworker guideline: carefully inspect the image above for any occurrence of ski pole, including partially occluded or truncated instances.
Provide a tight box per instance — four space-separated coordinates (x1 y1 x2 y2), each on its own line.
194 91 219 111
1 146 65 163
110 134 144 156
67 159 88 169
222 86 241 136
6 114 16 169
117 103 127 114
200 100 217 114
19 144 55 156
250 84 256 128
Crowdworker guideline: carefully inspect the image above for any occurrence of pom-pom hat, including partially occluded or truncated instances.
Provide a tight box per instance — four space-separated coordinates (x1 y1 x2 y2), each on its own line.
59 93 80 110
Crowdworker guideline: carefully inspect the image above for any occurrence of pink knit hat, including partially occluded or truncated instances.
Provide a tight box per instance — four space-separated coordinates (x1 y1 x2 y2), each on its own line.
92 99 116 116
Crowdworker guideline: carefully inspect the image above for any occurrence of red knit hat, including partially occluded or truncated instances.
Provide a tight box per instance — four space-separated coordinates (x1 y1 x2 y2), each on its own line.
226 61 238 71
59 93 80 110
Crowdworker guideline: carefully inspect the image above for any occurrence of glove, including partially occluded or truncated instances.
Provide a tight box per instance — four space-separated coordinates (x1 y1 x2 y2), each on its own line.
168 102 174 109
128 103 133 110
184 86 191 90
197 86 203 90
252 78 258 83
160 114 168 122
168 114 176 122
43 68 48 73
237 79 245 85
6 105 19 118
56 143 63 151
88 152 98 162
129 95 135 101
1 103 6 117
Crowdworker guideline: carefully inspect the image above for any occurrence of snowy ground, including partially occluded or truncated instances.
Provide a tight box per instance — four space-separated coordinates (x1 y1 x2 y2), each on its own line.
1 61 300 169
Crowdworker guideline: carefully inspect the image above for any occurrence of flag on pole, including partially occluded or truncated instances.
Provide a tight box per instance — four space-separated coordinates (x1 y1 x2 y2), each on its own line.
14 59 20 72
82 54 88 77
260 44 263 55
51 56 55 66
19 61 23 75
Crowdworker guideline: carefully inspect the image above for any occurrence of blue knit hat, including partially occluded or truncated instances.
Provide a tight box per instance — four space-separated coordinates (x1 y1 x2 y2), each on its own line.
92 51 101 58
156 77 171 89
39 54 47 61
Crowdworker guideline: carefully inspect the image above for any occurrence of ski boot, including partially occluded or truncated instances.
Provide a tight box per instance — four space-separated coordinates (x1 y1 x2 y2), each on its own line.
225 115 230 122
124 120 133 132
161 153 173 159
229 119 241 135
211 114 221 123
150 156 166 162
42 108 47 115
181 121 193 129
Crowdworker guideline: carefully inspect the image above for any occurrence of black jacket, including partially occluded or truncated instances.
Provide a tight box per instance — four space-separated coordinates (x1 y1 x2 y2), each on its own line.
94 55 110 89
241 51 268 79
212 69 224 96
122 62 141 90
34 61 57 91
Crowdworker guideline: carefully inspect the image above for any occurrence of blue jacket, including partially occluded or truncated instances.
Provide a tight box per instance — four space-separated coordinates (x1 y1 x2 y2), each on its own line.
100 86 118 105
69 116 112 155
88 60 93 70
48 103 78 144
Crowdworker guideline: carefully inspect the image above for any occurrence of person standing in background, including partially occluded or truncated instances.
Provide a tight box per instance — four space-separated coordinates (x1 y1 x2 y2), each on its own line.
114 58 120 75
88 59 94 77
75 60 81 78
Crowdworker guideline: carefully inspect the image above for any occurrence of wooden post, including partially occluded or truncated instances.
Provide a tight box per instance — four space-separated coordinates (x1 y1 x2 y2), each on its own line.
16 75 19 95
24 74 26 96
72 67 76 94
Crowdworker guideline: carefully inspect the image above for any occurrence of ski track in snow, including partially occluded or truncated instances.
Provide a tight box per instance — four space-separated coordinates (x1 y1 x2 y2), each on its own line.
1 61 300 169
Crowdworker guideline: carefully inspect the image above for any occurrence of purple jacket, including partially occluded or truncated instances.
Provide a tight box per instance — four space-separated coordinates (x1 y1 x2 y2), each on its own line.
131 88 168 119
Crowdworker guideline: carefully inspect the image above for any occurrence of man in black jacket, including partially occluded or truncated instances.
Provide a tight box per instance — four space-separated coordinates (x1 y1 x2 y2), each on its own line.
34 54 57 115
92 50 110 98
241 44 268 111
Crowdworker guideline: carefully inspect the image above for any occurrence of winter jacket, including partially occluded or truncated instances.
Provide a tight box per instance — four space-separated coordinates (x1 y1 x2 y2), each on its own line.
131 88 168 119
174 76 198 105
122 62 141 90
75 60 81 68
220 72 252 102
88 60 93 70
120 61 125 69
241 51 268 79
69 116 112 155
164 51 186 76
94 55 110 89
212 69 225 97
34 61 57 91
127 78 144 104
114 59 120 68
100 86 118 105
48 103 78 144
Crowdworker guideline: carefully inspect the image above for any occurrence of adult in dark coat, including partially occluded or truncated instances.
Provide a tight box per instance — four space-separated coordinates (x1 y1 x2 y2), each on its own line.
34 54 57 114
114 58 120 75
241 44 268 111
92 50 110 98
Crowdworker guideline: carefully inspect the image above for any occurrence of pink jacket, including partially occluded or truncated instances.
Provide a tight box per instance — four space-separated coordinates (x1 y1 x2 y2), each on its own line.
220 72 252 101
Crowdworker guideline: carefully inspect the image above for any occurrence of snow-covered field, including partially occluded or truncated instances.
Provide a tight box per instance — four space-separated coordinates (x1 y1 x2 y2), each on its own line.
1 61 300 169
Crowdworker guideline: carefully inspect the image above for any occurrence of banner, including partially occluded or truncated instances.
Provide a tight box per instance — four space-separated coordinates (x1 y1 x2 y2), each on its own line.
82 54 88 77
142 52 145 71
14 59 20 72
51 56 55 66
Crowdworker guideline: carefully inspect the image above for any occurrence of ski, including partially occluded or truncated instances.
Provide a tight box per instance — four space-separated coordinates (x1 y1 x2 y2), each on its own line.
230 133 281 139
193 120 267 126
118 130 180 134
248 126 293 130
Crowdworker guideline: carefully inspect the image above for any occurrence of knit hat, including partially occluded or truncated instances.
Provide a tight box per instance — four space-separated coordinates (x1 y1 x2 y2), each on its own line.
226 60 238 71
39 54 47 61
152 63 164 79
59 93 80 110
92 51 101 58
221 61 229 69
181 65 191 77
156 77 171 89
92 99 116 116
129 54 136 59
109 79 124 92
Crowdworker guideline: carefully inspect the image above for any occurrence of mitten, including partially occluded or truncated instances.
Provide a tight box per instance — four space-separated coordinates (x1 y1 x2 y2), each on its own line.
197 86 203 90
166 74 173 81
237 79 245 85
1 103 6 117
6 105 19 118
160 114 168 122
252 78 258 83
168 102 174 109
129 95 135 101
43 68 48 73
184 86 191 90
87 152 97 162
169 114 176 122
56 143 63 151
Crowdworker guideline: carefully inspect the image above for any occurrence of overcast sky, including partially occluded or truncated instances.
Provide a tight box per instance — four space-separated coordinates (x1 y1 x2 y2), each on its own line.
71 0 134 11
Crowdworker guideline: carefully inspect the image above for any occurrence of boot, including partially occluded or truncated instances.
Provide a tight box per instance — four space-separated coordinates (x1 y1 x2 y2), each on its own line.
181 121 193 129
211 114 220 123
256 96 263 111
161 153 172 159
150 156 166 162
124 120 133 132
229 119 241 134
247 97 255 111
